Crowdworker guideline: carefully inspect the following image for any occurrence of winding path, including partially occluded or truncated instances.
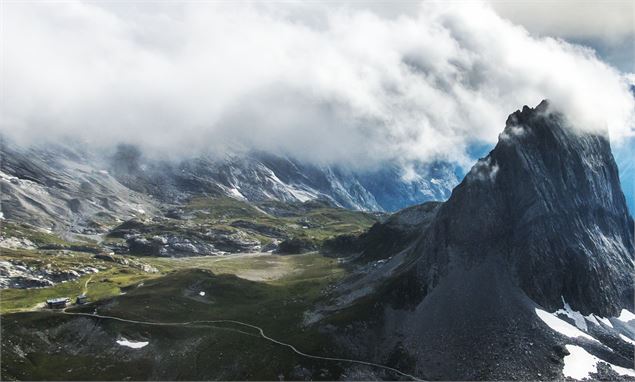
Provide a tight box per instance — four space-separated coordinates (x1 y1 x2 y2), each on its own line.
57 309 422 381
82 275 93 295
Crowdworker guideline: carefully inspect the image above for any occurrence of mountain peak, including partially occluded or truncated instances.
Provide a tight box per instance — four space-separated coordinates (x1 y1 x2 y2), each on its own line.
505 99 550 127
382 100 633 326
319 102 635 379
436 101 634 315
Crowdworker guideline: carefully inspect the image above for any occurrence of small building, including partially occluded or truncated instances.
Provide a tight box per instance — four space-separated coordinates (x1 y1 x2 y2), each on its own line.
46 297 70 309
76 294 88 305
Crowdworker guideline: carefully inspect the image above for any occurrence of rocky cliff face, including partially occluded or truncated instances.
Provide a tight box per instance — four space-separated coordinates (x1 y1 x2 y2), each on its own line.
321 101 635 380
1 140 458 233
410 100 633 316
107 148 458 213
0 143 156 232
322 201 442 262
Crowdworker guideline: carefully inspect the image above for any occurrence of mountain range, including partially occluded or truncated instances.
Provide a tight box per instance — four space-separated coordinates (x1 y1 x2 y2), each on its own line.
0 140 458 233
1 101 634 381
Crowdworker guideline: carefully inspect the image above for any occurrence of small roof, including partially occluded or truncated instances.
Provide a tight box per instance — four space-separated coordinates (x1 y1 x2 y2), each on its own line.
47 297 69 304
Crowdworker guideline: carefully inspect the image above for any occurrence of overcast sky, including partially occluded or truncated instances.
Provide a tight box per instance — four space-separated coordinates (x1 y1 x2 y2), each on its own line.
490 0 635 72
1 0 634 170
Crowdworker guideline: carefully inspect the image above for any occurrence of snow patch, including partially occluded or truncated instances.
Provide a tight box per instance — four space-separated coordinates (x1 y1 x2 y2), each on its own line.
0 171 18 182
586 313 613 329
287 187 318 203
585 313 613 328
228 187 245 200
555 298 588 332
199 291 206 296
596 315 614 328
612 364 635 378
619 334 635 345
563 345 600 379
535 308 599 343
563 345 635 379
617 309 635 323
585 314 600 327
116 338 148 349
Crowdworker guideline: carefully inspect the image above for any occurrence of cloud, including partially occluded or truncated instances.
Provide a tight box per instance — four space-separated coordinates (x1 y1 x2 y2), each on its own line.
488 0 635 72
488 0 634 42
469 157 499 183
1 1 633 171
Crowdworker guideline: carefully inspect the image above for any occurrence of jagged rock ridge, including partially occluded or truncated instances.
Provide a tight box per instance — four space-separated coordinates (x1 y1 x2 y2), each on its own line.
321 100 635 380
407 100 634 316
1 141 459 233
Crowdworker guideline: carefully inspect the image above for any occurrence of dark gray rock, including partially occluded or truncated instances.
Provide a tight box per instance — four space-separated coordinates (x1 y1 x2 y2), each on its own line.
276 238 317 254
321 101 635 380
321 201 441 260
407 100 634 316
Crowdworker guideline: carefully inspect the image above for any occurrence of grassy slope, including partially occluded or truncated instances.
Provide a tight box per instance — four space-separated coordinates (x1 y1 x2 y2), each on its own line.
1 222 74 247
1 254 349 380
0 219 161 314
0 198 380 379
1 197 373 313
184 196 378 244
0 248 158 314
100 197 377 256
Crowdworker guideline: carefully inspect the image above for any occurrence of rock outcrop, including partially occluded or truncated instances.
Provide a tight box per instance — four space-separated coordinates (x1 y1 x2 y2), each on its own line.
408 100 633 316
321 101 635 380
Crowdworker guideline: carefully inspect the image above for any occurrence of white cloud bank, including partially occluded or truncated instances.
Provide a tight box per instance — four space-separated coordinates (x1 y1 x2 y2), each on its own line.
1 1 634 169
489 0 635 42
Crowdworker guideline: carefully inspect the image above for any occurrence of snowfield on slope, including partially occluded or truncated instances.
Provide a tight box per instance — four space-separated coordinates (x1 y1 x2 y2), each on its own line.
563 345 635 379
617 309 635 323
534 308 599 343
619 334 635 345
555 298 588 331
116 338 149 349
